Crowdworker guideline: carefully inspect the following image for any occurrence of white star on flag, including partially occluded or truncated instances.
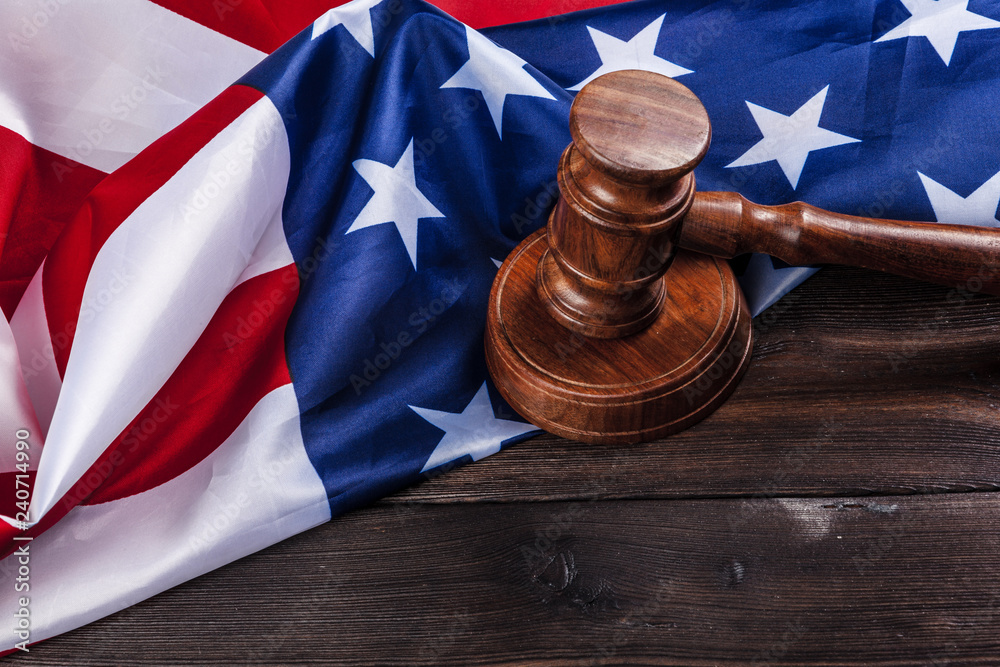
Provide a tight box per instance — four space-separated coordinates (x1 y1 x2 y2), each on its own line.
411 382 538 472
726 85 860 189
441 26 555 138
918 170 1000 226
875 0 1000 66
312 0 383 56
347 139 445 269
569 14 692 91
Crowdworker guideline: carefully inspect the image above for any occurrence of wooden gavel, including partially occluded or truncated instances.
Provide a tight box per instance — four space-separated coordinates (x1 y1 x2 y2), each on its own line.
485 70 1000 444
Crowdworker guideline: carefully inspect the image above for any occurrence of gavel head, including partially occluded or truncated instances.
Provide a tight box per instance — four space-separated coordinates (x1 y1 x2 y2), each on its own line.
486 70 752 444
542 70 713 338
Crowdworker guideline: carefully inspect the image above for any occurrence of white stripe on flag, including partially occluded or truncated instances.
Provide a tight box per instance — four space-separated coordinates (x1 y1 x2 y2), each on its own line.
30 96 292 522
0 384 331 650
9 262 60 442
234 200 296 289
0 0 265 172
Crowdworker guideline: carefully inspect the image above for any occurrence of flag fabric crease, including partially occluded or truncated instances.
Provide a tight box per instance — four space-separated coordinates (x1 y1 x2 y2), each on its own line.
1 0 1000 653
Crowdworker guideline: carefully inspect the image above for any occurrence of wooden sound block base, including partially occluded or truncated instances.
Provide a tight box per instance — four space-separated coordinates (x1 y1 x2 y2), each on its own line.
486 229 754 444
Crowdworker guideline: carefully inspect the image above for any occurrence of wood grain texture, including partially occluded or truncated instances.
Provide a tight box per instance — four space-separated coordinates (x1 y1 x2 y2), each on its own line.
496 67 999 448
486 70 754 444
433 265 1000 503
10 265 1000 665
540 70 712 338
569 69 711 185
13 493 1000 666
487 234 752 444
682 191 1000 295
11 70 1000 667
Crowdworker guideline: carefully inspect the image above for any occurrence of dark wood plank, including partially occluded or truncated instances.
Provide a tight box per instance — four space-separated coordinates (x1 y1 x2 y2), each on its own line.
13 492 1000 665
9 266 1000 665
396 265 1000 504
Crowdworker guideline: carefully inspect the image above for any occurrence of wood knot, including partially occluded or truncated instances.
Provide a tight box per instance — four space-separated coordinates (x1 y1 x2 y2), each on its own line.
529 549 617 612
721 559 746 588
535 551 577 592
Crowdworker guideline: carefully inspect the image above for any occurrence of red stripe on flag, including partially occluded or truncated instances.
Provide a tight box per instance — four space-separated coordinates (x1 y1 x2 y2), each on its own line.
151 0 339 53
432 0 630 28
150 0 629 52
84 264 298 505
0 129 105 319
41 84 265 378
0 263 299 560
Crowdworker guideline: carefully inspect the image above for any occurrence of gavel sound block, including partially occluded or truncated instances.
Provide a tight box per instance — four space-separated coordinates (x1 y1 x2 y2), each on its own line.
486 70 1000 445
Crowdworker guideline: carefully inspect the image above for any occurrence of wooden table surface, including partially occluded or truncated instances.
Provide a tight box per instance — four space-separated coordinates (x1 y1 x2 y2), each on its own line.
9 265 1000 666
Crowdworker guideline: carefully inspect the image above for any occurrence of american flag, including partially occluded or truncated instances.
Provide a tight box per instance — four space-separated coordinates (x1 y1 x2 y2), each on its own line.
2 0 1000 653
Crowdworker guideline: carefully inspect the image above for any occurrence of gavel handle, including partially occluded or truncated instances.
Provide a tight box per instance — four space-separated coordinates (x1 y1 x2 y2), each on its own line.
679 191 1000 296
